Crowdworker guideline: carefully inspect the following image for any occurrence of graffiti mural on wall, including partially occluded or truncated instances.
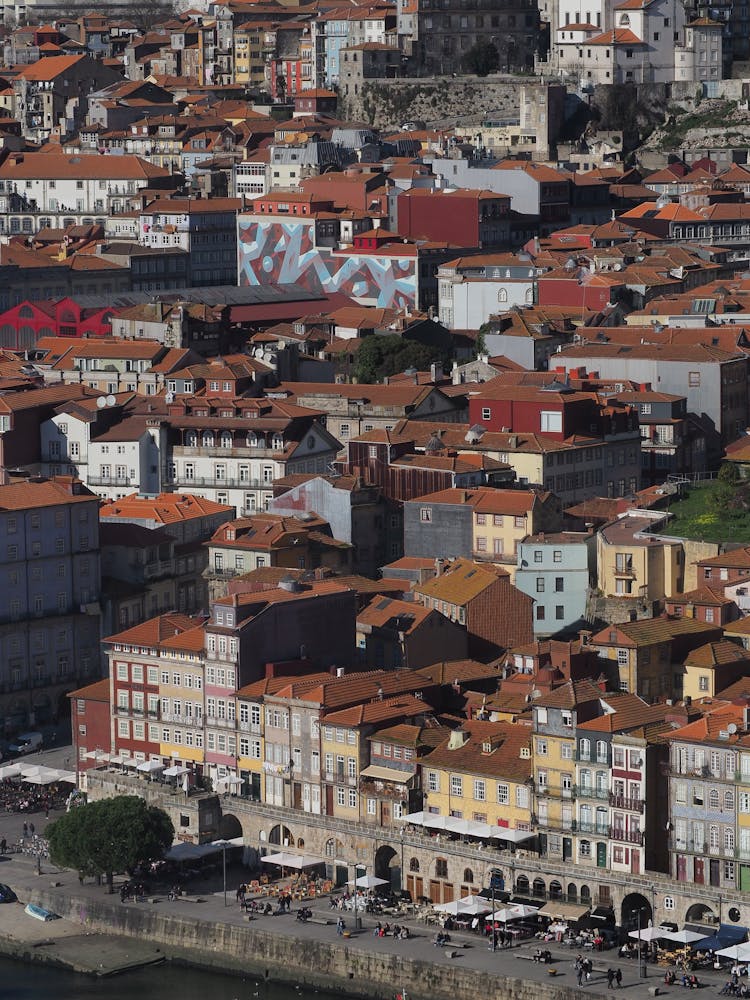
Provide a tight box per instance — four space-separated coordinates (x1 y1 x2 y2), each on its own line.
237 218 417 309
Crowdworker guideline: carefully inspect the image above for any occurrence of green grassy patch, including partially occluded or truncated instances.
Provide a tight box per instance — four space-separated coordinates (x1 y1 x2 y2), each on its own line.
662 480 750 543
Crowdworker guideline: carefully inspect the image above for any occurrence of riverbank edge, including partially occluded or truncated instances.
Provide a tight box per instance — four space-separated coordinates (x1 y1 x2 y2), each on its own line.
3 881 589 1000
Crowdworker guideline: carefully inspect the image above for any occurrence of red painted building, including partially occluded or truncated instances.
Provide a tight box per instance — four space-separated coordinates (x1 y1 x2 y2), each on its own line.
536 269 624 311
468 381 637 442
0 297 115 351
396 188 511 248
68 679 111 775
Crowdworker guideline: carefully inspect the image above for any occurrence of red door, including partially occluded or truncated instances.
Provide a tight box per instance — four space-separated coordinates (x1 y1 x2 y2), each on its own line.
694 858 705 885
631 850 640 875
677 856 687 881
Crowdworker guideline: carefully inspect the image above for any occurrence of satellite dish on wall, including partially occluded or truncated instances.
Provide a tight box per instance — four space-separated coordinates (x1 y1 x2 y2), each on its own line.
96 396 106 408
728 723 738 734
106 395 116 407
165 392 175 404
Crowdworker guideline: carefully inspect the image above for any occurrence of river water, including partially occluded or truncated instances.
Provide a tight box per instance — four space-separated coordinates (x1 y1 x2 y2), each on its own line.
0 955 347 1000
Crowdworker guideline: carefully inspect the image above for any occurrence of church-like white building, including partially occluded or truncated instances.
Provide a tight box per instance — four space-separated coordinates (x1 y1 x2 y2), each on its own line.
539 0 722 84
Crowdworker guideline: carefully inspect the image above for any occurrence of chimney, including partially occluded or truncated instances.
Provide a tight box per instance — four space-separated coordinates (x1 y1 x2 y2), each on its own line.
430 362 440 382
435 557 445 575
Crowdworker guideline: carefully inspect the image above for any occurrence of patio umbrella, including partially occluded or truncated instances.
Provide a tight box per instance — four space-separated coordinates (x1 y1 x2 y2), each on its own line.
490 904 539 922
261 852 324 870
434 899 472 915
0 764 22 779
163 765 189 778
347 874 390 889
136 760 164 781
716 943 750 961
455 894 491 915
664 929 709 946
123 758 139 768
628 927 666 943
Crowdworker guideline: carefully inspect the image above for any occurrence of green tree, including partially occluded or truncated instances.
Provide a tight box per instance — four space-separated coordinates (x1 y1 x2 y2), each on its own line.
718 462 740 484
47 795 173 892
462 41 499 77
353 334 446 384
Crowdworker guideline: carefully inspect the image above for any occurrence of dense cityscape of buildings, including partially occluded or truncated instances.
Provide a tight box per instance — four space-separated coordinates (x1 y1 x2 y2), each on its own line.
3 0 750 932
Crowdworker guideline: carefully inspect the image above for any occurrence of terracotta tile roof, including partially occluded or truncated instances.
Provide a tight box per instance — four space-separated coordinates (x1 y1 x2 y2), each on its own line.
294 669 433 710
586 27 646 43
67 678 110 702
104 612 201 646
684 640 750 668
535 678 604 709
0 152 169 181
408 486 550 515
591 615 720 647
414 558 509 607
415 659 501 684
698 547 750 569
102 492 233 523
668 585 733 606
357 595 433 632
18 53 85 80
0 477 96 511
667 701 746 744
422 718 532 782
322 694 432 725
724 615 750 636
577 693 671 732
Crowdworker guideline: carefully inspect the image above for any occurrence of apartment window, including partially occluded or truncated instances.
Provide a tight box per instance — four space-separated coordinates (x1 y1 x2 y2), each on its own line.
473 779 486 801
427 771 439 792
481 407 491 421
689 371 701 387
450 775 463 796
420 507 432 522
497 783 509 804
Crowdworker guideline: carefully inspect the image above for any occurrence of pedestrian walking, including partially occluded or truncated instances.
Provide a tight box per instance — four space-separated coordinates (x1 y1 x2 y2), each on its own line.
29 822 34 836
607 969 615 989
0 838 5 855
615 968 622 988
577 967 584 987
336 916 345 936
22 822 27 839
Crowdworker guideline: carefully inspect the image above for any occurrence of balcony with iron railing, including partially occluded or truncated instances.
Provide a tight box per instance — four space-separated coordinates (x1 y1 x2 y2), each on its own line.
576 821 610 836
609 826 643 845
609 793 644 812
577 785 610 800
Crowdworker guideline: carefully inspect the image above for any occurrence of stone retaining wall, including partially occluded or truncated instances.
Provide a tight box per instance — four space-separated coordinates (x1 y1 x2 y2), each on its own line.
23 884 589 1000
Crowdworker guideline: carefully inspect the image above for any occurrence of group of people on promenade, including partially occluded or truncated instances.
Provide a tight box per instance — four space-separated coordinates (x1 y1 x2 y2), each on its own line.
0 778 58 816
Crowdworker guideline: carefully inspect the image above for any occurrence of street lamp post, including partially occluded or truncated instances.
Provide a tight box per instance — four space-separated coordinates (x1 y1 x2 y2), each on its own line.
353 863 363 929
637 907 647 979
489 867 502 952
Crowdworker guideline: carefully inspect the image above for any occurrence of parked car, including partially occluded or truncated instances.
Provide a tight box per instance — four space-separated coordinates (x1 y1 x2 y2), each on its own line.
7 732 43 756
0 884 17 903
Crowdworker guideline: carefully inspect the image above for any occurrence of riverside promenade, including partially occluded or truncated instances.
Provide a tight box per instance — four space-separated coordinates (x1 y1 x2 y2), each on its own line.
0 831 729 1000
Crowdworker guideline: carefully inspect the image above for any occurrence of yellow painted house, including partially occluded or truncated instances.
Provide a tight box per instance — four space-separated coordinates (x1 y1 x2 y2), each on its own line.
596 510 683 602
157 627 207 766
420 719 533 902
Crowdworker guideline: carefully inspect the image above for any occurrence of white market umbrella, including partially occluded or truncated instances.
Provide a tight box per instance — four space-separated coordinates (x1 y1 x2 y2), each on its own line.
85 750 110 763
23 770 58 785
434 899 471 915
52 770 77 784
347 874 389 889
0 764 22 779
716 943 750 961
123 758 139 768
664 929 709 946
629 927 666 943
137 760 164 774
163 765 190 778
491 904 539 922
261 852 324 870
455 894 491 916
399 811 427 826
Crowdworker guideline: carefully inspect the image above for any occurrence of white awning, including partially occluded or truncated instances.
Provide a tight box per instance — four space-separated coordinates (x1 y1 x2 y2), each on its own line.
538 901 590 921
492 828 537 844
400 811 427 825
163 765 190 778
137 760 164 774
360 764 412 783
0 764 22 779
85 750 110 762
629 927 668 943
261 852 324 870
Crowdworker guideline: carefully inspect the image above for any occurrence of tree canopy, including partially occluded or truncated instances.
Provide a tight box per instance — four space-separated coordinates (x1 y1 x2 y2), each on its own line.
462 41 500 77
353 334 446 384
47 795 174 888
